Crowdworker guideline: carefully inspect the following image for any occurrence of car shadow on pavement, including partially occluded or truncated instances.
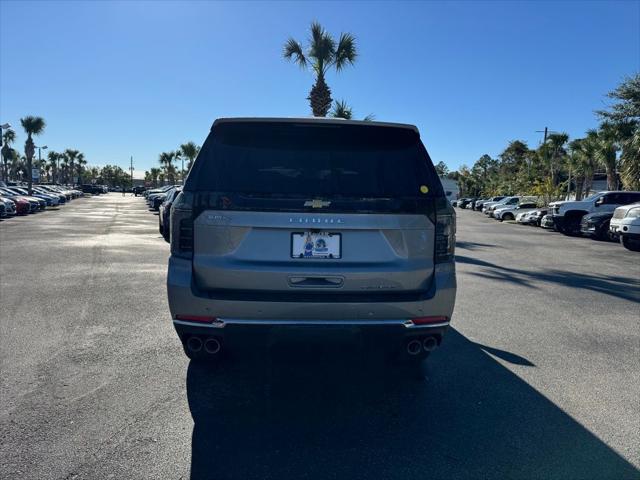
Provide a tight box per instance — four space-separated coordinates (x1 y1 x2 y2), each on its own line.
186 329 637 480
456 240 499 251
456 255 640 302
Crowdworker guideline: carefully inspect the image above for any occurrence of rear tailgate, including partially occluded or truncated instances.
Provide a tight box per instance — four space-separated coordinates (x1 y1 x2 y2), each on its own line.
193 210 435 294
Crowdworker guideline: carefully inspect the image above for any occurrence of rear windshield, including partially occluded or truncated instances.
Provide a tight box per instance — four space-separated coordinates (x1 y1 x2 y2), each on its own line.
187 122 443 199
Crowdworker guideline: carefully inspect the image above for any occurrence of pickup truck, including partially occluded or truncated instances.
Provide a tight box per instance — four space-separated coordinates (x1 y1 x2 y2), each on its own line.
550 191 640 235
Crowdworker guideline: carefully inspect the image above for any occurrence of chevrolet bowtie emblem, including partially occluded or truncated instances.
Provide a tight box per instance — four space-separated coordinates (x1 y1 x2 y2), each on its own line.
304 199 331 208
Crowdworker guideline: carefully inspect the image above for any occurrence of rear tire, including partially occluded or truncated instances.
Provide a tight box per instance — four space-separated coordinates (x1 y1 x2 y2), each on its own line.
503 213 514 221
562 215 583 236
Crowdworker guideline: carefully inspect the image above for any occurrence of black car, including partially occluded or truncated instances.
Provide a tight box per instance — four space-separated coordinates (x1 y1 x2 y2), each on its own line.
457 198 473 209
159 187 182 242
580 211 614 241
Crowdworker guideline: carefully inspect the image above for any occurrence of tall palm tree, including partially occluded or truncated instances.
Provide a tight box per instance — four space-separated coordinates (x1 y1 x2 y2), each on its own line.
619 126 640 190
179 142 199 181
60 153 70 183
1 128 16 182
284 22 357 117
20 116 46 194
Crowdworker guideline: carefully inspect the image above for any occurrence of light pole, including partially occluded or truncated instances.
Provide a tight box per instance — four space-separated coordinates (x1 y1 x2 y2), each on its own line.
35 145 47 184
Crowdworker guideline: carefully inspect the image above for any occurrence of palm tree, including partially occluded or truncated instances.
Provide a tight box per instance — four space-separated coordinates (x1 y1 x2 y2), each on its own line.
544 132 569 186
20 116 46 194
64 149 80 186
619 125 640 190
159 151 176 184
76 153 87 184
1 128 16 182
594 122 627 190
179 142 199 181
60 153 70 183
47 151 59 183
284 22 357 117
149 167 161 187
331 99 353 119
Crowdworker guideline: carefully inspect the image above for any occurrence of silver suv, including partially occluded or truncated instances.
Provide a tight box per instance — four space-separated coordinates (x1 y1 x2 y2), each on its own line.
167 118 456 363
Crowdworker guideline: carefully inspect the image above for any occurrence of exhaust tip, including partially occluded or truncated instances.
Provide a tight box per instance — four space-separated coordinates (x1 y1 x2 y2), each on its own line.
186 336 203 353
407 339 423 356
204 338 222 355
423 336 438 352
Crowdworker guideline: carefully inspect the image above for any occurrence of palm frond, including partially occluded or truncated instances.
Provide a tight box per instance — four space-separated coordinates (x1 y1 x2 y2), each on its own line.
283 38 307 68
331 99 353 120
308 21 335 75
333 32 357 71
20 116 46 136
363 113 375 122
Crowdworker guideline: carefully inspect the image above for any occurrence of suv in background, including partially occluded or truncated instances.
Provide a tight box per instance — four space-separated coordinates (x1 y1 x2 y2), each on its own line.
167 117 457 366
550 191 640 235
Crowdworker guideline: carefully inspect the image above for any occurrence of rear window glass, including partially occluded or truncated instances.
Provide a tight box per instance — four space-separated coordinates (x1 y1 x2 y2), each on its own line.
188 122 442 199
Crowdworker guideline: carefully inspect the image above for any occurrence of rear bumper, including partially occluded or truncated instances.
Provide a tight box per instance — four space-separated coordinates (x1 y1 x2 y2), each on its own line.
167 256 456 344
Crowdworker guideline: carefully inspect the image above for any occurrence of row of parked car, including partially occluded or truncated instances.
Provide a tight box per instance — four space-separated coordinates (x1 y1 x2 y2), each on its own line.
142 184 183 242
454 190 640 252
0 181 85 219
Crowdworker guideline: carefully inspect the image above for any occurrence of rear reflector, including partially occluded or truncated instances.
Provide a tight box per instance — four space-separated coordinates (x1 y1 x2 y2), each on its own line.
174 315 217 323
411 316 448 325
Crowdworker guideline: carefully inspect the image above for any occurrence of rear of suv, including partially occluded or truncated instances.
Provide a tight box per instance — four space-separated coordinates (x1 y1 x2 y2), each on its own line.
167 118 456 364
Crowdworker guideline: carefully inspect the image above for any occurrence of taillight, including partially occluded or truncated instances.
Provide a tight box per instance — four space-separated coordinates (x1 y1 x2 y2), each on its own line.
435 198 456 263
170 192 194 258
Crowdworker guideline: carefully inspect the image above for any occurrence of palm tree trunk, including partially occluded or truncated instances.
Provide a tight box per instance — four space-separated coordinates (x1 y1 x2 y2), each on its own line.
574 174 584 200
25 135 35 194
308 72 332 117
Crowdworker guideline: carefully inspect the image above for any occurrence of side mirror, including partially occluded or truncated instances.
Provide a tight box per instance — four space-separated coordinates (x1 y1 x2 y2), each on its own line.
595 197 604 206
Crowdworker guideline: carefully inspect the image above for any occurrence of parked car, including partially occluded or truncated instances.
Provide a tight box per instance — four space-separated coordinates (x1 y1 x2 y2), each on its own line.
550 191 640 235
0 187 44 211
516 208 548 226
580 212 614 241
493 201 538 221
12 186 60 206
167 117 457 365
456 197 473 209
475 196 505 211
609 202 640 251
0 196 17 216
159 187 182 241
0 188 39 213
5 187 50 208
485 196 520 217
133 186 146 196
540 214 556 229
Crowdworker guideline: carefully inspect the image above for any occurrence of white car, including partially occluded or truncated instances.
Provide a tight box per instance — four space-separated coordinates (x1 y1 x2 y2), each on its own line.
484 196 521 216
494 201 539 221
610 202 640 251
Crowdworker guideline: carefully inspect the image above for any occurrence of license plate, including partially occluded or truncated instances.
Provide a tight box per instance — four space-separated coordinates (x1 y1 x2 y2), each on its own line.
291 232 341 259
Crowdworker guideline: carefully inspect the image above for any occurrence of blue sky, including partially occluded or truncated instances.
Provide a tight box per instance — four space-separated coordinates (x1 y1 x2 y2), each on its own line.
1 0 638 176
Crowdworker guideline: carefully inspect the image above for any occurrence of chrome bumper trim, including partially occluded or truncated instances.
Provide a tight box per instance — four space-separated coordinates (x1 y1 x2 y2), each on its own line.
173 319 450 329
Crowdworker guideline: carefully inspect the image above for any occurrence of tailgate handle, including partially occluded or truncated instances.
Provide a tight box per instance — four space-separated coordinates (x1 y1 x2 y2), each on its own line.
288 276 344 288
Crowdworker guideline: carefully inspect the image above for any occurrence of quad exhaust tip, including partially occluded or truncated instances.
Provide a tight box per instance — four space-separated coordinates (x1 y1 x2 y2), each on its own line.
407 339 423 356
204 338 222 355
423 336 438 352
186 336 203 353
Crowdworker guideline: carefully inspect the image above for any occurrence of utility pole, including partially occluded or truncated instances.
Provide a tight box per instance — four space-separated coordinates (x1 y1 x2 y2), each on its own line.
130 156 134 190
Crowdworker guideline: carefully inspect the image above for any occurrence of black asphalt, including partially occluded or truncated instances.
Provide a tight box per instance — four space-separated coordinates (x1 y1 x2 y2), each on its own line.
1 195 638 479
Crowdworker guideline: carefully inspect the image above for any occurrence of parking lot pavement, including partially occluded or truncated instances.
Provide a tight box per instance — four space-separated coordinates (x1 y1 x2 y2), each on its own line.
1 196 638 480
